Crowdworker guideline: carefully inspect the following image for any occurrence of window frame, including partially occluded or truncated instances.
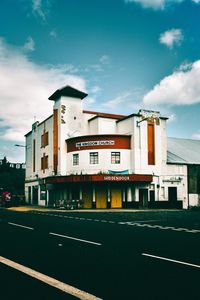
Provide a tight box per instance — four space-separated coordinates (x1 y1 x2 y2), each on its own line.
73 153 79 166
111 152 120 164
41 131 49 148
89 152 99 164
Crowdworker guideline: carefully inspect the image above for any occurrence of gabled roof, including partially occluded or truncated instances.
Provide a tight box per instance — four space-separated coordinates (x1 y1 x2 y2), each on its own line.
48 85 88 101
167 137 200 164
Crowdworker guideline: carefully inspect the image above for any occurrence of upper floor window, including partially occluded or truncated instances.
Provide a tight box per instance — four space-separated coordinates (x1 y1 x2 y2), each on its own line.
41 132 49 148
73 154 79 166
90 152 99 164
41 154 48 173
111 152 120 164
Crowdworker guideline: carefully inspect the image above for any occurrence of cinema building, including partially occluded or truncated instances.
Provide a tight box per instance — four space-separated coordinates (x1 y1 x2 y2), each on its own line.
25 85 200 209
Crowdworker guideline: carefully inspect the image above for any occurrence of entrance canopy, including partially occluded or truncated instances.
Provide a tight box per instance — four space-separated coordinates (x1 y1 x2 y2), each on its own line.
46 174 153 184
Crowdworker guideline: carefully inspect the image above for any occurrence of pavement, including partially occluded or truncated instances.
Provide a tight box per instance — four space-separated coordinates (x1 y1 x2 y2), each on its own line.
5 205 183 213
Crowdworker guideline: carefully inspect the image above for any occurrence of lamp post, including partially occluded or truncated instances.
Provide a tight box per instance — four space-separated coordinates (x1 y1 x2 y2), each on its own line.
14 144 26 165
14 144 26 148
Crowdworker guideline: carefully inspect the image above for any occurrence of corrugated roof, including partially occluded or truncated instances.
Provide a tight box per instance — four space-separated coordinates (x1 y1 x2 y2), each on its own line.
167 137 200 164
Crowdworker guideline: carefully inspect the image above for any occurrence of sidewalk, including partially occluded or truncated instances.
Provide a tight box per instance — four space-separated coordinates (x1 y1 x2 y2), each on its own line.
5 205 181 213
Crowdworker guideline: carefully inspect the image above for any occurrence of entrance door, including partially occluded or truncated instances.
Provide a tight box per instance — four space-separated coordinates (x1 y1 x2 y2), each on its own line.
139 189 148 208
149 190 155 208
111 188 122 208
96 186 107 209
32 186 38 205
168 187 177 207
82 186 93 209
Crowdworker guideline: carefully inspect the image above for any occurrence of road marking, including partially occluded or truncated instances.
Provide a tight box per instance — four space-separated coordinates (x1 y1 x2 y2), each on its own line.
0 256 102 300
118 221 200 233
49 232 102 246
135 219 161 223
27 211 200 234
142 253 200 269
8 222 34 231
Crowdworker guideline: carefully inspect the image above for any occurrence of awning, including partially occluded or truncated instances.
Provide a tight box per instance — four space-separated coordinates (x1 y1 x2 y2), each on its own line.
46 174 153 184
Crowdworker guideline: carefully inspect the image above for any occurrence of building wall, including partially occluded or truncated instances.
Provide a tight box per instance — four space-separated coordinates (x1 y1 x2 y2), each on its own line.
161 164 188 208
53 96 84 175
66 149 131 175
25 87 195 209
25 116 54 181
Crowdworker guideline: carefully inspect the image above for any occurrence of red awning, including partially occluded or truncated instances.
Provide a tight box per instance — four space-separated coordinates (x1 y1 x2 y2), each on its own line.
46 174 153 184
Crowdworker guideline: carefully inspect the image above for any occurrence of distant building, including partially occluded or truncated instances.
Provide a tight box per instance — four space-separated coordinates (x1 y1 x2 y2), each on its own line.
25 85 200 209
0 159 25 170
0 157 25 199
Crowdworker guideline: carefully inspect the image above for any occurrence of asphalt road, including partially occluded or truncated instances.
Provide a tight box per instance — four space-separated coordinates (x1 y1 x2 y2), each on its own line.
0 208 200 300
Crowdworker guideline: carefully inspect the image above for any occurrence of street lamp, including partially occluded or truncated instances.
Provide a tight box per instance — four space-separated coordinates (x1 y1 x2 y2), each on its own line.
15 144 26 148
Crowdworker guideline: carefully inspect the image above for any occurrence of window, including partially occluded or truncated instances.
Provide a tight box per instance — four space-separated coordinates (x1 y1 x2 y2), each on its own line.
90 152 98 164
41 154 48 172
41 132 49 148
111 152 120 164
73 154 79 165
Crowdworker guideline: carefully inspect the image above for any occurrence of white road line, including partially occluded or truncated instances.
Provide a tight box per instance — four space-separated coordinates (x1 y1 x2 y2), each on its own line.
118 221 200 234
142 253 200 269
8 222 34 231
0 256 102 300
135 219 161 223
49 232 102 246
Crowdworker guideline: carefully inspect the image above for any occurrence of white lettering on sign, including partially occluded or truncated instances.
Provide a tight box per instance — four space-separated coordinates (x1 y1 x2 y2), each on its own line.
76 140 115 148
138 109 160 119
103 176 130 181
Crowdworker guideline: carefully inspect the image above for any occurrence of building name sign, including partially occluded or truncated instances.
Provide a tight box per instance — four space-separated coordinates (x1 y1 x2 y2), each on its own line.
163 177 182 183
104 175 130 181
76 140 115 148
138 109 160 119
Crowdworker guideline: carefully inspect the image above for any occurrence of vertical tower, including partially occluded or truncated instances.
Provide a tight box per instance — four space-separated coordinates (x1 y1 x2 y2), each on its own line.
48 86 87 175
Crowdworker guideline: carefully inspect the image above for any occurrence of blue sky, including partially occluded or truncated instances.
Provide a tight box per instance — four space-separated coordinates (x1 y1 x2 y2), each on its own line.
0 0 200 162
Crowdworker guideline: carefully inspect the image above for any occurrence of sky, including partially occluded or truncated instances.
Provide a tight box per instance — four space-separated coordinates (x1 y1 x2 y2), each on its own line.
0 0 200 162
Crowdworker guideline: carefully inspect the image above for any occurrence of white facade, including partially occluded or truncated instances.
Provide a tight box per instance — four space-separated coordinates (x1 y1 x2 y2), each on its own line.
25 85 195 209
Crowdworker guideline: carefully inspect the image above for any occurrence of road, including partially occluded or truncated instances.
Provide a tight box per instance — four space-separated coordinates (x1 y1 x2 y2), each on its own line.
0 208 200 299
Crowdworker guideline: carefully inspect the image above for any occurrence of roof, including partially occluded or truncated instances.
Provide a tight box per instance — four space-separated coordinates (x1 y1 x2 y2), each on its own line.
48 85 88 101
83 110 126 121
167 137 200 164
117 113 168 123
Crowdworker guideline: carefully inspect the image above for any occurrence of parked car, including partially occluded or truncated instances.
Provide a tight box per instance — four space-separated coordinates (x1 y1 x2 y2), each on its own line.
65 199 83 210
1 191 12 207
54 199 83 210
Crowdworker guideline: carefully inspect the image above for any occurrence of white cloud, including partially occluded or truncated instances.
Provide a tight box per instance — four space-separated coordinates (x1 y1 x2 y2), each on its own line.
167 113 176 123
192 130 200 140
143 60 200 106
0 37 87 143
23 36 35 52
32 0 46 20
90 85 102 94
83 97 96 109
49 29 57 38
103 92 133 109
159 29 183 49
125 0 183 10
99 55 110 65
